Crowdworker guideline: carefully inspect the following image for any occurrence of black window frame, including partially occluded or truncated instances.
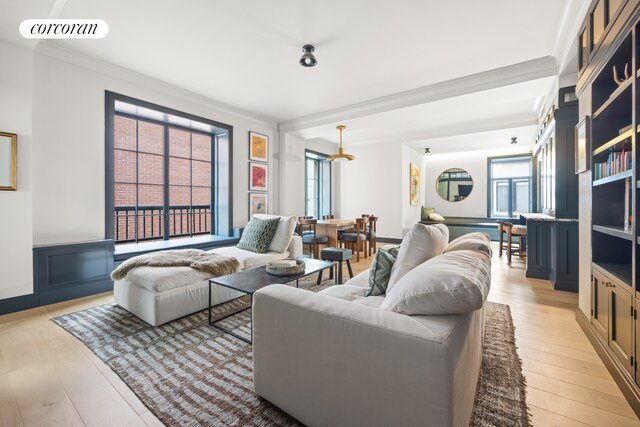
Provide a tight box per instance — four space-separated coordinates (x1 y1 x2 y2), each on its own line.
105 91 233 244
304 150 332 219
487 155 534 219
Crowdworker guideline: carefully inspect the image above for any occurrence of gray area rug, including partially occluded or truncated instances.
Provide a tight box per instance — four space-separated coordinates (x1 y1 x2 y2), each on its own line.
52 275 529 426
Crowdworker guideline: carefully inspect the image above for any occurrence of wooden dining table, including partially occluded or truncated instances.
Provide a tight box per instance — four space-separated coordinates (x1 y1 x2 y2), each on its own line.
316 219 355 248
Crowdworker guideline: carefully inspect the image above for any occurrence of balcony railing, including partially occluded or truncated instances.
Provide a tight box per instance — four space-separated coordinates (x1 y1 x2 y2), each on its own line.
114 205 211 244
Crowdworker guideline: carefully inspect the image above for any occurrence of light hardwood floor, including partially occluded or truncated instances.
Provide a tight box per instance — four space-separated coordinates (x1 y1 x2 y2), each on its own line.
0 244 638 426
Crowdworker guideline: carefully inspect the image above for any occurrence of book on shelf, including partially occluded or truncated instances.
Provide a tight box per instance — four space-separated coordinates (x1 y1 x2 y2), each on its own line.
625 177 631 231
593 149 632 180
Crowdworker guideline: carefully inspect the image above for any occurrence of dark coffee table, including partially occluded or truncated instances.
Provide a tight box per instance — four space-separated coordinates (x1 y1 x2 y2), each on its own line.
208 257 335 343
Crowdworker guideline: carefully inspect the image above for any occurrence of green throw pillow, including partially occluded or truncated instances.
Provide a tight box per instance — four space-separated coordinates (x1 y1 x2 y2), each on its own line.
366 246 400 296
421 206 435 221
237 217 281 254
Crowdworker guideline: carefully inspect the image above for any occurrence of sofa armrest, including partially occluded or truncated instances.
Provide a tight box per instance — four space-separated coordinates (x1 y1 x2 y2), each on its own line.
287 235 302 258
252 285 482 427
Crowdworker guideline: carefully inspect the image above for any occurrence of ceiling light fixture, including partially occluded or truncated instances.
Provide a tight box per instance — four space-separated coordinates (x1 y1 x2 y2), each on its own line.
328 125 355 162
510 137 518 144
299 44 317 67
424 148 431 154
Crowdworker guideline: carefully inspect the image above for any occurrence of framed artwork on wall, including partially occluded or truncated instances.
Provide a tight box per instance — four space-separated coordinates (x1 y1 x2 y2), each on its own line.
575 116 590 174
0 132 17 191
409 162 420 206
249 192 268 218
249 162 268 192
249 131 269 163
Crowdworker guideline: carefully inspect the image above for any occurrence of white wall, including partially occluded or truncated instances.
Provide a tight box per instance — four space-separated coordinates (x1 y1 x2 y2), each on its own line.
0 42 280 300
401 145 426 234
279 134 338 217
0 41 33 299
31 44 279 247
336 141 403 238
423 146 529 218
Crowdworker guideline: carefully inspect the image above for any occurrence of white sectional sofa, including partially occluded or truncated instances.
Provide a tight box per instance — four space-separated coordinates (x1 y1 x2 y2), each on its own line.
114 214 301 326
252 226 491 427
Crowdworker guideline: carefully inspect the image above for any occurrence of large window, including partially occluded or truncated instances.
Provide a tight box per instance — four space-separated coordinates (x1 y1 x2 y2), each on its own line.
488 156 532 218
106 92 232 245
305 150 331 219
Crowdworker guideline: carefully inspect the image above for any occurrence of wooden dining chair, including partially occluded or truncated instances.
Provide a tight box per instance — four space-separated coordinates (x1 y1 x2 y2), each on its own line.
497 221 527 263
299 218 329 259
366 216 378 256
340 218 368 262
322 215 334 220
298 216 314 236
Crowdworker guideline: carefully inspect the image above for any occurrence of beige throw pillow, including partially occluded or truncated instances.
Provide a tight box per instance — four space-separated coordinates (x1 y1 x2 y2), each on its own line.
381 250 491 315
253 214 297 253
443 233 492 256
387 223 449 291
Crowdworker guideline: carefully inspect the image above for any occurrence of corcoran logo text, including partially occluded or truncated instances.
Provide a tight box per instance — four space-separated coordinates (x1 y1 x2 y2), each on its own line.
20 19 109 39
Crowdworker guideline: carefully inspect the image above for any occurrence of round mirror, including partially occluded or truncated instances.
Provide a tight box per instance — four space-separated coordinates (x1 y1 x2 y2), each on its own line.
436 168 473 202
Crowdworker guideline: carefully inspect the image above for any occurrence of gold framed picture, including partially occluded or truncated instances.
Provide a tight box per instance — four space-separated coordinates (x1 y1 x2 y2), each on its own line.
0 132 17 191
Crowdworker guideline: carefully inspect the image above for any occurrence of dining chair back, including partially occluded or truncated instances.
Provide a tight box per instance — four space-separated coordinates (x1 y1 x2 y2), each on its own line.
299 218 329 258
340 217 368 262
367 216 378 256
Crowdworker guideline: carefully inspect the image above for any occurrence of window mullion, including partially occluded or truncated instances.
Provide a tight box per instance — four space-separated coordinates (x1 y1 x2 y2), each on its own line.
163 125 170 240
135 120 139 243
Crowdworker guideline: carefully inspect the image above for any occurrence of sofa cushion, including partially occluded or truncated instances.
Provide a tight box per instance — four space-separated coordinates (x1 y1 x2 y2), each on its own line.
125 266 211 293
317 285 366 302
444 233 492 256
352 295 386 308
254 214 297 253
209 246 289 270
344 270 369 288
388 223 449 291
366 246 400 296
429 213 445 222
381 250 491 315
237 217 281 253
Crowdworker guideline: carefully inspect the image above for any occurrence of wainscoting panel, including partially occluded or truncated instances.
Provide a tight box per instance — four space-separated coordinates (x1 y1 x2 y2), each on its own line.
34 240 115 306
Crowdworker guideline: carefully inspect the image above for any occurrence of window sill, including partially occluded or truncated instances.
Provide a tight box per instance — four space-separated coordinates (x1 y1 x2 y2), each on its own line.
114 235 240 262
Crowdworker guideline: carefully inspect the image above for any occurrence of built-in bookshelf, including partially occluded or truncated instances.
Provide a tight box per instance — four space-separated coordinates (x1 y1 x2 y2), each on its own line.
577 1 640 414
590 29 634 289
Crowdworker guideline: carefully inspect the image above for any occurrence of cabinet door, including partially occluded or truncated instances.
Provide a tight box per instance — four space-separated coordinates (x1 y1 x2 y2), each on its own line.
592 271 608 340
610 283 633 375
636 299 640 385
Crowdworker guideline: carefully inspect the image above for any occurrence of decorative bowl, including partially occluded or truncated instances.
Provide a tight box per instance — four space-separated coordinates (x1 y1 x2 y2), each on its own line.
266 259 305 276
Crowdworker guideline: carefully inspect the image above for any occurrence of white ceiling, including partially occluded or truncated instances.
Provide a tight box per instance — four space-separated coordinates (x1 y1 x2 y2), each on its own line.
0 0 589 153
295 76 555 149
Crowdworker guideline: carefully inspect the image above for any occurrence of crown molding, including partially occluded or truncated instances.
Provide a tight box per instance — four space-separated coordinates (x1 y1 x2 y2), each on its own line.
34 42 278 128
553 0 591 74
278 56 558 133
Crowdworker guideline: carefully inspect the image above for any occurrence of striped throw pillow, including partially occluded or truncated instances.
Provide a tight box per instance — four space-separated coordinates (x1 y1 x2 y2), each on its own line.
365 246 400 296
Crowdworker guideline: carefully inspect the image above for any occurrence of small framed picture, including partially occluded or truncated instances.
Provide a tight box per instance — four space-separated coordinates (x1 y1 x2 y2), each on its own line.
249 192 268 218
0 132 17 191
249 162 268 191
575 116 590 174
249 131 269 162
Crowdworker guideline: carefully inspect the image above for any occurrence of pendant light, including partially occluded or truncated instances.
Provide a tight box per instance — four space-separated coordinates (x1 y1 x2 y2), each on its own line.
328 125 355 162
